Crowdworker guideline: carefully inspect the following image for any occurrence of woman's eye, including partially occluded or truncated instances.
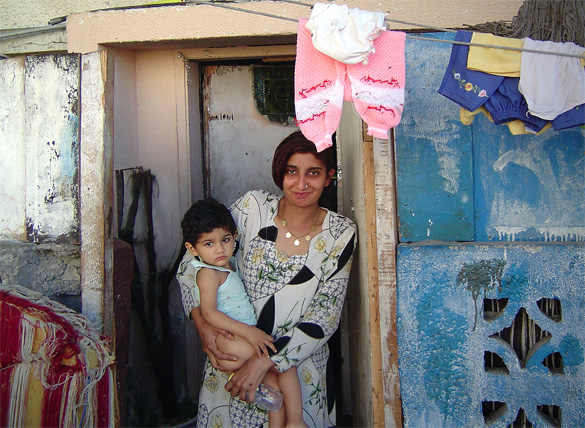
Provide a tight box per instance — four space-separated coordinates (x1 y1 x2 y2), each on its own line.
286 169 296 175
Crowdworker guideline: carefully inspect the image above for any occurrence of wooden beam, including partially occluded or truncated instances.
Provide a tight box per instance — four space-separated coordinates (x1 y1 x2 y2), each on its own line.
363 138 385 427
373 133 402 428
180 45 296 61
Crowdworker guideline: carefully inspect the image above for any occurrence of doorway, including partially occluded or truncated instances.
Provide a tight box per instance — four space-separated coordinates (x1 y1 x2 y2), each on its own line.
197 60 352 424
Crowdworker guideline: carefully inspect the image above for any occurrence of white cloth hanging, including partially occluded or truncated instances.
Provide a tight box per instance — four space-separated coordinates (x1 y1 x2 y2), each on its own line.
305 2 386 65
518 38 585 120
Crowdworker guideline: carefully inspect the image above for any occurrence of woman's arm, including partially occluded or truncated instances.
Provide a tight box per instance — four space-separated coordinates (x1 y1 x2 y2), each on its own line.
224 353 277 403
190 307 237 369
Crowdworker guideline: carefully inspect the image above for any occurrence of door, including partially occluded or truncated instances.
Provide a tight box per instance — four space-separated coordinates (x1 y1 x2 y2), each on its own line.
202 63 295 205
200 61 351 421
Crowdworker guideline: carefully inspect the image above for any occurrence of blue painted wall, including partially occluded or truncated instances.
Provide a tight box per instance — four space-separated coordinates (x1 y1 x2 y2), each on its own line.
395 32 585 427
395 33 585 243
397 244 585 427
396 33 475 242
473 116 584 241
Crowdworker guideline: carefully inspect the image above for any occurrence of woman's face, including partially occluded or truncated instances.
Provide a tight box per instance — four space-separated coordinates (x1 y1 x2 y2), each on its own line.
282 152 334 208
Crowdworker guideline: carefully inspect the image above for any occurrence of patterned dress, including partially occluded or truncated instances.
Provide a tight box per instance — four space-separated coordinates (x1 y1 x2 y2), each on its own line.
177 190 356 428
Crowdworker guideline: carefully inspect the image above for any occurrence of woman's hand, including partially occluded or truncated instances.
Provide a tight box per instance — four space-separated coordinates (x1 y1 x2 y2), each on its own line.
191 307 236 371
225 354 276 403
244 326 277 359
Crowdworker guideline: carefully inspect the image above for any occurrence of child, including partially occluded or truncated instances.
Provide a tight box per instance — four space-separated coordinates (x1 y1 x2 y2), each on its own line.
181 198 308 428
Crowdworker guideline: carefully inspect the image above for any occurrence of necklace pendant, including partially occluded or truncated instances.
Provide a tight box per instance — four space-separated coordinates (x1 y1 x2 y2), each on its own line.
293 238 300 246
285 231 292 239
305 234 311 242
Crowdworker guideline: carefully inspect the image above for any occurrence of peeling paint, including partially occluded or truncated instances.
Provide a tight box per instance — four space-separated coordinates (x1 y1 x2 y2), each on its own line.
475 118 584 243
0 57 26 240
23 54 80 244
398 243 585 427
495 226 585 242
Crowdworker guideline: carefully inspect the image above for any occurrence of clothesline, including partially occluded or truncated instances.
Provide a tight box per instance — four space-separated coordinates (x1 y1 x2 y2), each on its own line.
188 0 585 60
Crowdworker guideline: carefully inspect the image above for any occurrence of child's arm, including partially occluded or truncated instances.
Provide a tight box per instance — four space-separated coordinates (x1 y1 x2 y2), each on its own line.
197 268 276 358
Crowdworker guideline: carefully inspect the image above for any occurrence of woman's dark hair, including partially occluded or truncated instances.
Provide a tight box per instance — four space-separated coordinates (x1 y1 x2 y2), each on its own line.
181 198 236 245
271 131 336 190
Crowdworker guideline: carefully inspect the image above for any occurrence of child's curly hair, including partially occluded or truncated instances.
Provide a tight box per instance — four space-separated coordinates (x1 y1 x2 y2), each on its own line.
181 198 237 245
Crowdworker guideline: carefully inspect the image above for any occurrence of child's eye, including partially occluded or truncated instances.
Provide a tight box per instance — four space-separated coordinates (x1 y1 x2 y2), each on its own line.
222 237 232 243
204 242 213 247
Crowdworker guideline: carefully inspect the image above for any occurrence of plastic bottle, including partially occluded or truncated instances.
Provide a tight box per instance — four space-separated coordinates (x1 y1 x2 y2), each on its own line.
253 383 284 412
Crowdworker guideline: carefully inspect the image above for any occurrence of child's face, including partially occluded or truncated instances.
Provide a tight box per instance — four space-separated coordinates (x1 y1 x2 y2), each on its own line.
185 227 236 269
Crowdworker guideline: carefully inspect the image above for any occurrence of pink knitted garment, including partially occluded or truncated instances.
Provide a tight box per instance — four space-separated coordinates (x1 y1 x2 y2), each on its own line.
294 19 344 152
347 30 406 139
295 18 406 149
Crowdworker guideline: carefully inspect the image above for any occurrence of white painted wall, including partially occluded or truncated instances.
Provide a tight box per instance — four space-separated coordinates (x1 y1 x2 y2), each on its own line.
64 1 524 54
25 55 80 243
0 55 79 244
0 57 26 241
113 49 139 171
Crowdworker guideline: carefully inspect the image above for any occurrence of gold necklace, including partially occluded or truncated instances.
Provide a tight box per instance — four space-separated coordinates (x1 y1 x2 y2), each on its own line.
280 202 320 246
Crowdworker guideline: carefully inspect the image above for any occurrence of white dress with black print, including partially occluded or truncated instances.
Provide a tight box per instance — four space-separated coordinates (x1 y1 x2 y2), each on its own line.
177 190 356 428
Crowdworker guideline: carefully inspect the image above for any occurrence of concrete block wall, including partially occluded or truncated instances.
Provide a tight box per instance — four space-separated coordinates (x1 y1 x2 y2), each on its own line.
0 241 80 295
397 243 585 427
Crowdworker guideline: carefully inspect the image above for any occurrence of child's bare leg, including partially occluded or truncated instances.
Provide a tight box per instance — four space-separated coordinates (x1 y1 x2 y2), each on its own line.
279 367 308 428
262 371 286 427
215 334 254 372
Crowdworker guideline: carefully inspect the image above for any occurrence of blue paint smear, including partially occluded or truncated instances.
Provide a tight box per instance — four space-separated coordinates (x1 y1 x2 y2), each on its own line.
396 32 474 242
559 335 585 367
473 114 585 242
415 290 472 423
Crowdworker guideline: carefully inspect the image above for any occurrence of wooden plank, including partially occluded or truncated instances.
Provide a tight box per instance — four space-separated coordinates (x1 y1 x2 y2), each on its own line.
338 101 374 427
373 135 402 428
363 138 385 427
395 33 474 242
181 45 296 61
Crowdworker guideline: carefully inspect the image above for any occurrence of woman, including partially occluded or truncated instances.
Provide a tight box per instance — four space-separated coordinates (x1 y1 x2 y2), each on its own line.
178 131 356 428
